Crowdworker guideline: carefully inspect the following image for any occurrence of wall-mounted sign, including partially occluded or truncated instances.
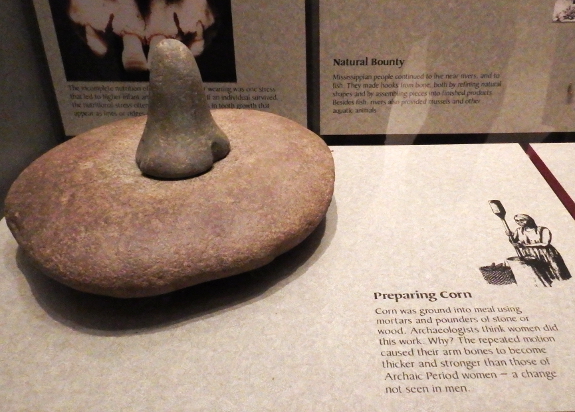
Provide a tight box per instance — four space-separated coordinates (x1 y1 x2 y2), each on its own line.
320 0 575 136
34 0 307 135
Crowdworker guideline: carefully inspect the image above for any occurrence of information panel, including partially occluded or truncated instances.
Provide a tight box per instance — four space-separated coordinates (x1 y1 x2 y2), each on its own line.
34 0 307 135
320 0 575 135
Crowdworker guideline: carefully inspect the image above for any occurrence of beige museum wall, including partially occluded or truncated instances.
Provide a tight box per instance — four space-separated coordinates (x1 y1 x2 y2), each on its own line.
3 0 575 219
0 0 64 218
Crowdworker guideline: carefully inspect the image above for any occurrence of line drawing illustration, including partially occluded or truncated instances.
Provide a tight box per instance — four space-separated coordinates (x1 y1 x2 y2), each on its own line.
481 200 572 287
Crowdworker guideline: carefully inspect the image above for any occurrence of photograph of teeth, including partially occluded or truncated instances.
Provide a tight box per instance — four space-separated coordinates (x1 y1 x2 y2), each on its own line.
48 0 237 82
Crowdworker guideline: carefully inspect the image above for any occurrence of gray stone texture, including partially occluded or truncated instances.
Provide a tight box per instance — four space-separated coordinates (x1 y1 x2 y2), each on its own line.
136 39 230 179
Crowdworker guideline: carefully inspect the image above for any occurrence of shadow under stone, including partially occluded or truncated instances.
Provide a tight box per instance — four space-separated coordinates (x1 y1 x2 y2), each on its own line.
16 200 338 336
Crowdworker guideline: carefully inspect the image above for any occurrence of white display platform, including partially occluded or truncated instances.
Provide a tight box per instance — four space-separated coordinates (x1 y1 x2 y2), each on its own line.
2 144 574 411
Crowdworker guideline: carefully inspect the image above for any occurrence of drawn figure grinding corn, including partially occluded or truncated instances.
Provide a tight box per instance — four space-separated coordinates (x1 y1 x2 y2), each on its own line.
509 213 571 284
483 200 572 287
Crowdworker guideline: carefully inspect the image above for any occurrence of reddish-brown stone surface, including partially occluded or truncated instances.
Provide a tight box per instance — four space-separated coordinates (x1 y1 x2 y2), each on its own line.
5 110 334 298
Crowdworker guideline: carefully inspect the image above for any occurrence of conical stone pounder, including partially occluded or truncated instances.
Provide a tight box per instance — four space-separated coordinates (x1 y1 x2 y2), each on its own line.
136 40 230 179
4 39 335 298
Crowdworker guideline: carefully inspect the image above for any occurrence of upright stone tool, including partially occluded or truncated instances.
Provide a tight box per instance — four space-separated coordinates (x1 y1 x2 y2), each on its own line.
136 40 230 178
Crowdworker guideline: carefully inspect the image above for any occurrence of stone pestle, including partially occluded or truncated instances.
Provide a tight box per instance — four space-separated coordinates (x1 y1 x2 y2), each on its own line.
135 39 230 179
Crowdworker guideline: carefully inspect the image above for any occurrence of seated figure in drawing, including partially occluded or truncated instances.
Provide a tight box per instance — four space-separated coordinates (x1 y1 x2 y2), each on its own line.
510 214 572 284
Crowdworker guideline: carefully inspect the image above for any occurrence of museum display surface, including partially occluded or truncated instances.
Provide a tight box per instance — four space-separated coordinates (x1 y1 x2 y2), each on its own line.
3 1 575 411
2 144 575 411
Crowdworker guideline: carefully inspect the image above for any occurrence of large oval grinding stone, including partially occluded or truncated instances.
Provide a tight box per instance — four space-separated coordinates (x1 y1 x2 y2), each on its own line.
5 110 334 298
5 40 334 298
